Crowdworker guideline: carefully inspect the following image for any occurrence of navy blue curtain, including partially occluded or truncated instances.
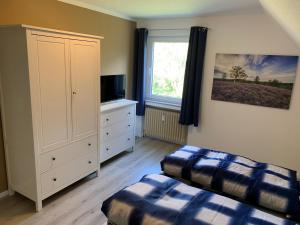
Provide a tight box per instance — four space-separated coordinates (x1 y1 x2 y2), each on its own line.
179 26 208 127
132 28 148 116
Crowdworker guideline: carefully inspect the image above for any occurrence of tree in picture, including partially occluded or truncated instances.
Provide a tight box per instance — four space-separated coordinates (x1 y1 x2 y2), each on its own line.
230 66 248 83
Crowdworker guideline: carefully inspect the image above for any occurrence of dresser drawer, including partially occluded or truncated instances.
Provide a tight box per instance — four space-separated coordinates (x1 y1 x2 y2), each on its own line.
101 120 134 142
100 131 134 162
39 135 97 174
41 151 97 199
101 106 134 128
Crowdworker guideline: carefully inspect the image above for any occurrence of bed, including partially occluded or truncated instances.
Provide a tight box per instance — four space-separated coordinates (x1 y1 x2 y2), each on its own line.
101 174 298 225
161 145 300 220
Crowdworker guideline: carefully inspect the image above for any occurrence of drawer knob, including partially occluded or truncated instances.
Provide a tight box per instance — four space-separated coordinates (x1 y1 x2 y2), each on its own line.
128 112 131 115
106 148 109 151
88 143 91 146
106 118 109 122
128 138 131 141
88 160 92 164
52 157 56 161
128 124 131 127
106 132 109 136
72 91 77 95
53 178 57 181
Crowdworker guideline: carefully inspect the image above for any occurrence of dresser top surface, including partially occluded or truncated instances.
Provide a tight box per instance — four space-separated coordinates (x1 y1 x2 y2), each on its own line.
100 99 137 113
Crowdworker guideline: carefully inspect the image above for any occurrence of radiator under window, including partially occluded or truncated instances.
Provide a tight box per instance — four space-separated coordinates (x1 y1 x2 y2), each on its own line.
144 107 187 144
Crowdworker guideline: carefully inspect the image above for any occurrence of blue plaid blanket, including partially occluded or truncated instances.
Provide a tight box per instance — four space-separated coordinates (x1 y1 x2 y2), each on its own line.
102 174 298 225
161 146 300 219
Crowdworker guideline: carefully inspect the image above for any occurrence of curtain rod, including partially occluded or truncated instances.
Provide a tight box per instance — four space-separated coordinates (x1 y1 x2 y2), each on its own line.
148 27 210 31
149 28 189 31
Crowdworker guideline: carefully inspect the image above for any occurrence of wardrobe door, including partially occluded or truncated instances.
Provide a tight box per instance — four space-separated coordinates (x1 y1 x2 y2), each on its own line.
32 36 71 153
70 40 99 140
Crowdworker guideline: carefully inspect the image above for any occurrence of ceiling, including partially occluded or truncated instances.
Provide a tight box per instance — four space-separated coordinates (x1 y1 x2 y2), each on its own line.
58 0 262 20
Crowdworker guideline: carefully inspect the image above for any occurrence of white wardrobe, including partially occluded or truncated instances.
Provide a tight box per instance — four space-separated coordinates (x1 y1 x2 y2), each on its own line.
0 25 102 211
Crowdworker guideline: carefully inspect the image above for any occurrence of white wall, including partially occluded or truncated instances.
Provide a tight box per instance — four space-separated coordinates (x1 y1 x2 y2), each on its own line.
138 12 300 173
136 116 144 137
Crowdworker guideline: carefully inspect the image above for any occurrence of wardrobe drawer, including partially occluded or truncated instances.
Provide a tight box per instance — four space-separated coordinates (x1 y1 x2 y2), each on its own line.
101 106 134 128
100 120 134 142
100 132 134 162
39 135 97 174
41 151 97 199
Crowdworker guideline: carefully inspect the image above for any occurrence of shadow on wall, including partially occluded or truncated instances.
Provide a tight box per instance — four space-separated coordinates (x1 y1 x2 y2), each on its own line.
0 115 7 193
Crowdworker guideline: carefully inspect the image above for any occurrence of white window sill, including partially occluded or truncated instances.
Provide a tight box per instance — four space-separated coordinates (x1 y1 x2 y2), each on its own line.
145 100 181 112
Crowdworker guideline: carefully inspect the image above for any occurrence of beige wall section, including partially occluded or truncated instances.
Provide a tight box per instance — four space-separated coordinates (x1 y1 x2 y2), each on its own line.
138 12 300 173
0 0 136 192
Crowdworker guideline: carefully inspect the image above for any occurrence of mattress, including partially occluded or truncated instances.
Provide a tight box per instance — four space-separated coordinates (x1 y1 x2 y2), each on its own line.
161 145 300 220
101 174 298 225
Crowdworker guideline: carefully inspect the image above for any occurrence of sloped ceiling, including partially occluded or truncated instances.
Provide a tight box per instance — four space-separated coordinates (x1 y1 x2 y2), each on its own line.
260 0 300 48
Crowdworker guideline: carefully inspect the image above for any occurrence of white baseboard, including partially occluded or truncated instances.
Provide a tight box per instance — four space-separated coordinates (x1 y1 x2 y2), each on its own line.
0 190 8 198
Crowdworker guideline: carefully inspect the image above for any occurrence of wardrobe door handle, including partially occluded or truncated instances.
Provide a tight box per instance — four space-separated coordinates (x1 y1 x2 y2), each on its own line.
88 143 92 146
53 178 57 182
106 132 109 136
106 118 109 122
52 157 56 161
88 161 92 164
72 91 77 95
106 148 109 151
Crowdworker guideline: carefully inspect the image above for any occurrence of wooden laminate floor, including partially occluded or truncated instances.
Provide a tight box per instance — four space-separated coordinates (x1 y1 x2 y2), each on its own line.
0 137 179 225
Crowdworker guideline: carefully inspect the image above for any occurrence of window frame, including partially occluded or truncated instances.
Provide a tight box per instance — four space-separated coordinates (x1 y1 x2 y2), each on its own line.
146 31 189 108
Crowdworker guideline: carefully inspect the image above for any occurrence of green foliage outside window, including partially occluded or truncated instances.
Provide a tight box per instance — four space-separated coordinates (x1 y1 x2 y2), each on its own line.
151 42 188 99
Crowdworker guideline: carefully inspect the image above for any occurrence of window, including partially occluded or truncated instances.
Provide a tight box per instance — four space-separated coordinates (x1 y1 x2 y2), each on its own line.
146 33 189 107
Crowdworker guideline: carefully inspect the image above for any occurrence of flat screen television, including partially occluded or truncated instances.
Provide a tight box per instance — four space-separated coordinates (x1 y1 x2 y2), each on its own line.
101 75 126 103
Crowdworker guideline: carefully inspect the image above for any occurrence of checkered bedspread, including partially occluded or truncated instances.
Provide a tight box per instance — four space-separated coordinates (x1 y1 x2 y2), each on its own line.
101 174 298 225
161 146 300 219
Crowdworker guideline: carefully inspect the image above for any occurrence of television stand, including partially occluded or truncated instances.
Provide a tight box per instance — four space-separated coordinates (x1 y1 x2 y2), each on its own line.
99 99 137 163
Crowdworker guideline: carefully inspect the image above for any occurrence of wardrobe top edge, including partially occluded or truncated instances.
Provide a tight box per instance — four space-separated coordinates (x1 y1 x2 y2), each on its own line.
0 24 104 40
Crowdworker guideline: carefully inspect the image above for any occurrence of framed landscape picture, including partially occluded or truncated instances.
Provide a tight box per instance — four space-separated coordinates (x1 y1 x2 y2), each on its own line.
211 53 299 109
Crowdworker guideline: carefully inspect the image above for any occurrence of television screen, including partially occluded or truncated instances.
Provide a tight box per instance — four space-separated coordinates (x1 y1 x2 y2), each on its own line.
101 75 125 103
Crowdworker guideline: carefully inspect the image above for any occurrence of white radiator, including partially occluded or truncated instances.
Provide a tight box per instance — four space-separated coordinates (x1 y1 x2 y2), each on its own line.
144 107 187 144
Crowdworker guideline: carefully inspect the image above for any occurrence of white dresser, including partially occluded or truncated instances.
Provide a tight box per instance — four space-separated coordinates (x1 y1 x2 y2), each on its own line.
100 99 137 163
0 25 102 211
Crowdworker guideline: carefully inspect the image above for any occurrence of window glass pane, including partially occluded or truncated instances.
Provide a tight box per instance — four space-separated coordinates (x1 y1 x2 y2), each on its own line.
151 42 188 99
